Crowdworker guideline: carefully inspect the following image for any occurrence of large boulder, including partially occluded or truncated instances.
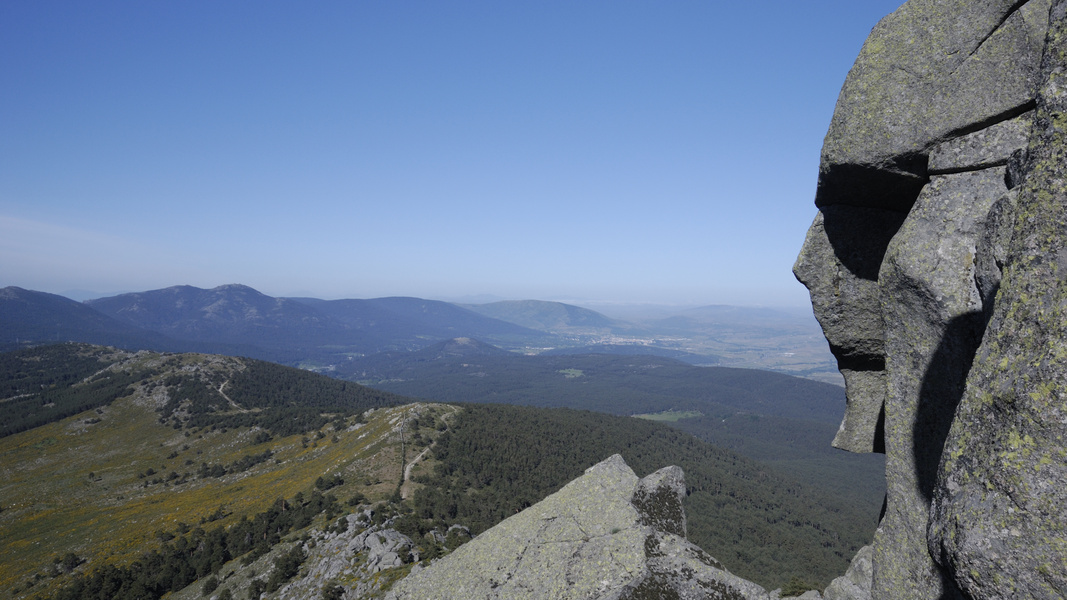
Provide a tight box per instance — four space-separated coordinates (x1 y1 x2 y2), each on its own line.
928 2 1067 597
796 0 1067 599
385 454 770 600
817 0 1048 211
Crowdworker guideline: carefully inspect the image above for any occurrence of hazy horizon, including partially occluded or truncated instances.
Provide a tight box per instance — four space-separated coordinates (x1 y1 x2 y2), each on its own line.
2 1 903 308
40 282 817 313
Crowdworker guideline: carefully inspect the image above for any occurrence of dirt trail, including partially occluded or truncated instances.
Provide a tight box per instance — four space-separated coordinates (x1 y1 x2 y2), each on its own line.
400 405 460 499
218 380 246 412
404 446 432 483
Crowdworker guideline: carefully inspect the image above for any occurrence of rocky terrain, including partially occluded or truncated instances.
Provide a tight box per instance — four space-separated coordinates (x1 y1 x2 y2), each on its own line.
382 0 1067 598
793 0 1067 597
385 455 768 600
2 344 871 599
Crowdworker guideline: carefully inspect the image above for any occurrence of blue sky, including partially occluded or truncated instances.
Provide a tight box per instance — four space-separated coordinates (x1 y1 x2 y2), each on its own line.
1 1 903 307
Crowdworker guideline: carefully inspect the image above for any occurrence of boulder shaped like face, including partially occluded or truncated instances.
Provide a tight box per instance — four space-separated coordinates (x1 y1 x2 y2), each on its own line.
793 204 906 454
794 1 1051 599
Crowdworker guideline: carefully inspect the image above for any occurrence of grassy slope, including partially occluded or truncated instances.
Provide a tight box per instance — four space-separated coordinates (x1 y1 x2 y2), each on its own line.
0 358 447 599
0 344 881 597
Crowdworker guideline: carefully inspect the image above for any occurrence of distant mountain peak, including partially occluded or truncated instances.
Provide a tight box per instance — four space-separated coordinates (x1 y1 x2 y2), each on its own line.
214 283 256 291
0 285 32 299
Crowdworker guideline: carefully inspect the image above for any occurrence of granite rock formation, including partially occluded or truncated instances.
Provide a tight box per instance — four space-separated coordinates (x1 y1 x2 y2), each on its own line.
282 2 1067 598
385 454 770 600
795 0 1067 598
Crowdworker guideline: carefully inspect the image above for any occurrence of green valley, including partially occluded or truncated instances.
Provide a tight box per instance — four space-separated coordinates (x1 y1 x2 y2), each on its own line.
0 343 880 597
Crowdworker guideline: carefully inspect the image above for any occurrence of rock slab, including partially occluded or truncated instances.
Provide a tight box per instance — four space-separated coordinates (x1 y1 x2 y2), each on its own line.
385 454 769 600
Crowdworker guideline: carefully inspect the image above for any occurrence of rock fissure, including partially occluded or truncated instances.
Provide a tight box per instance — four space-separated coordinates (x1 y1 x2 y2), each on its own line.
797 0 1067 598
961 0 1033 63
934 101 1037 152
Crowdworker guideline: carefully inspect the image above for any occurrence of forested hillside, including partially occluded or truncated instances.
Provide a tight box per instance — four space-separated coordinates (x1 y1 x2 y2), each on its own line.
346 351 844 422
414 404 879 590
348 349 885 536
1 343 876 596
0 344 405 439
0 287 178 355
0 344 437 599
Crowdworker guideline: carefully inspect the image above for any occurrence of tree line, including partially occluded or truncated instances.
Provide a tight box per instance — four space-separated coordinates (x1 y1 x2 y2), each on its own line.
405 403 874 590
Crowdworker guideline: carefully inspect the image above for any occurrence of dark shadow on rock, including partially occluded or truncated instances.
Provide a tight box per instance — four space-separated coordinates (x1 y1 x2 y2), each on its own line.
816 159 929 212
913 311 987 502
910 316 981 600
821 205 910 281
938 562 971 600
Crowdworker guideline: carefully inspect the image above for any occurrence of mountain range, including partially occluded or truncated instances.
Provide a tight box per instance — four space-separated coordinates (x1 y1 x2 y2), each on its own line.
0 283 837 381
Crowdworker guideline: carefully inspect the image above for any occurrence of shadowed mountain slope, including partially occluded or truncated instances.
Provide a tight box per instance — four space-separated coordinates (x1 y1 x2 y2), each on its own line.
293 296 546 343
82 285 549 363
0 287 178 353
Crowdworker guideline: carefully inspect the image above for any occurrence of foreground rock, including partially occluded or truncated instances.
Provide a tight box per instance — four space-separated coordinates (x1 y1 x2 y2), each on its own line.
796 0 1067 598
927 5 1067 597
385 454 769 600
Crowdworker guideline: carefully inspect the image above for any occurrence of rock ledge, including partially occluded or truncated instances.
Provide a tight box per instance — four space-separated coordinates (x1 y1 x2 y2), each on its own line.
386 454 768 600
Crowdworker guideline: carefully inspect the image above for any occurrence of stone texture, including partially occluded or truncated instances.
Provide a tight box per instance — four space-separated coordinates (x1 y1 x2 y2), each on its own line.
816 0 1049 211
928 2 1067 597
822 545 873 600
795 1 1067 599
928 112 1034 174
872 167 1006 600
351 528 414 572
257 515 418 600
385 454 769 600
793 206 906 453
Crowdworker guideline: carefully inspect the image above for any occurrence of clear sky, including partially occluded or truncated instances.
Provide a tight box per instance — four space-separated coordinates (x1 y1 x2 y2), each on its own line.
1 1 903 307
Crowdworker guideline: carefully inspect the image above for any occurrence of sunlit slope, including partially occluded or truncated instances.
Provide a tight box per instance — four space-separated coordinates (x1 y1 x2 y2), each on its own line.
0 344 437 598
0 344 879 596
0 398 455 598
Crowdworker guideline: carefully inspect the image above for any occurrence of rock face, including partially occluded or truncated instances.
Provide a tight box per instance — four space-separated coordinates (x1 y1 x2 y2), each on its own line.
822 545 874 600
385 454 770 600
796 0 1067 598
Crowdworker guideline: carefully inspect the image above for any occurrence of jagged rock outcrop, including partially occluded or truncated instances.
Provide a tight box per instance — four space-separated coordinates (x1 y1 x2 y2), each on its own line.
266 515 418 600
927 4 1067 597
385 454 770 600
821 545 873 600
795 0 1067 598
350 526 416 573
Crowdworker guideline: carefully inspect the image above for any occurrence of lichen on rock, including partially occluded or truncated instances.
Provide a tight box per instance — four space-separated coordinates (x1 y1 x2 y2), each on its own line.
928 2 1067 596
795 0 1067 598
385 454 769 600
